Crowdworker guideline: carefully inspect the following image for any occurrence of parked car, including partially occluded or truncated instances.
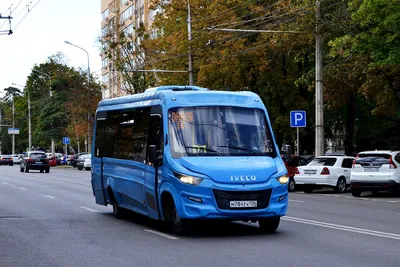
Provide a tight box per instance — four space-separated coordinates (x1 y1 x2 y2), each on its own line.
350 150 400 196
11 154 22 164
20 151 50 173
283 154 315 192
0 155 14 166
76 154 90 170
48 156 58 167
294 156 355 193
84 154 91 171
71 153 88 168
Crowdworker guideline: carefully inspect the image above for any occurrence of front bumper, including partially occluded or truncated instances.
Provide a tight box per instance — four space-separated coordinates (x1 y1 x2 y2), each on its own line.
168 178 288 220
350 180 400 191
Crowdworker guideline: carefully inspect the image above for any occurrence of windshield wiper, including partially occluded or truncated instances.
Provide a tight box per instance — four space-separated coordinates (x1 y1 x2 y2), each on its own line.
184 146 225 156
217 145 265 155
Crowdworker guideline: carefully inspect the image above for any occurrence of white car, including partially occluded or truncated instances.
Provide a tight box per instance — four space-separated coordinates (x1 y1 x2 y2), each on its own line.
350 150 400 197
83 154 91 171
294 156 355 193
11 154 21 164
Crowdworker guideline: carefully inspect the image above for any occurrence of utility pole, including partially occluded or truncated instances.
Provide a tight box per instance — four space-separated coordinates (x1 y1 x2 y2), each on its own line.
28 90 31 150
12 99 15 155
187 0 194 85
315 0 324 157
0 108 2 154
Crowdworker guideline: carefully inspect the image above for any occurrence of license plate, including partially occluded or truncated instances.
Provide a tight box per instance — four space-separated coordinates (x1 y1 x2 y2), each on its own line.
304 170 317 175
36 161 41 164
229 201 257 208
364 167 380 172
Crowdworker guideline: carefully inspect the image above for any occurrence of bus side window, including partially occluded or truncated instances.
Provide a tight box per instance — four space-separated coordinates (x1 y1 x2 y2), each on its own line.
148 106 163 164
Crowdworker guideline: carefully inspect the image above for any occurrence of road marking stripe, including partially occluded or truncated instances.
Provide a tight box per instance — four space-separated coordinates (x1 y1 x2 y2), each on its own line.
144 229 179 240
19 187 27 191
283 216 400 240
2 182 9 185
388 200 399 203
289 200 304 203
43 195 55 199
79 206 98 213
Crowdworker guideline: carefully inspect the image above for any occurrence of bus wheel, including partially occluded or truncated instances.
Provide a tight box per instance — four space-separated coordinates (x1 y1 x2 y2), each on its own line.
259 217 280 233
163 196 189 236
109 190 126 219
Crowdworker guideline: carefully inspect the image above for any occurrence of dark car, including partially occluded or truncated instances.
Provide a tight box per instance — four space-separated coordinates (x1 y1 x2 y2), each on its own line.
20 151 50 173
0 155 14 166
71 153 88 167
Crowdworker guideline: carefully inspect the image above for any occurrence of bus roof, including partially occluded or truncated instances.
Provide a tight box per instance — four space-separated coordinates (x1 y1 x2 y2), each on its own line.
97 85 264 110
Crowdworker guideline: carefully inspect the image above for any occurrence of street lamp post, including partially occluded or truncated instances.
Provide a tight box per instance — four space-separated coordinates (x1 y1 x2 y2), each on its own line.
64 40 91 154
12 83 31 151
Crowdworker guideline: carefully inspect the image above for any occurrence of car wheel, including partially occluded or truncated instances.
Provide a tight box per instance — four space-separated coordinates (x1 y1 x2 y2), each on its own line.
20 167 24 172
259 217 280 233
170 202 190 236
40 169 44 173
9 163 13 166
78 167 83 171
85 167 91 171
351 190 362 197
335 177 347 193
45 168 50 173
288 177 296 192
25 167 29 173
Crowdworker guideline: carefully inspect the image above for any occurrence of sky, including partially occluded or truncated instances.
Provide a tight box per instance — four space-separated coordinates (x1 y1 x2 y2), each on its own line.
0 0 102 94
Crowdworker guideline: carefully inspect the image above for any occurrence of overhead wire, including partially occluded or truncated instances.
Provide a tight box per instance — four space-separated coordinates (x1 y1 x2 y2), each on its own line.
13 0 42 31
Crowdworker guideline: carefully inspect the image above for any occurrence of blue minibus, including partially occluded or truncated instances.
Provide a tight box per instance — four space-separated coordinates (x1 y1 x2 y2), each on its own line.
91 86 289 235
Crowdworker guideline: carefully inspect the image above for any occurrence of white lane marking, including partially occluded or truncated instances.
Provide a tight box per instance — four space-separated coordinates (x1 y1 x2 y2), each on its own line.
19 187 27 191
283 216 400 240
2 182 9 185
144 229 179 240
43 195 56 199
79 206 98 213
388 200 399 203
289 200 304 203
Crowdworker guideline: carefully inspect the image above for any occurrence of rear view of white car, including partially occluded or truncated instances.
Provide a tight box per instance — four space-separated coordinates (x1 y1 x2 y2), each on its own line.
350 150 400 197
294 156 354 193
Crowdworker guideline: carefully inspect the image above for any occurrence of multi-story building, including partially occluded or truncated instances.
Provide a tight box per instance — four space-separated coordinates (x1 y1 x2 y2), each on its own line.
100 0 155 99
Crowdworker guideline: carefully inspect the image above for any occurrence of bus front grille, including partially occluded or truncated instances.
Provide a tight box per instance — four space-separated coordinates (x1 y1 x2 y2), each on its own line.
212 188 272 210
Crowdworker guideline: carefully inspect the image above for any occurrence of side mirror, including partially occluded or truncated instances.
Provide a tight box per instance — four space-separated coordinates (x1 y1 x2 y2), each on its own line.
149 145 162 164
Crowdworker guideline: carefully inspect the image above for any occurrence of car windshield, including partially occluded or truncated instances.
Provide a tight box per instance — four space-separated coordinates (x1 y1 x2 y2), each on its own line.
168 106 276 158
30 153 46 159
308 157 337 166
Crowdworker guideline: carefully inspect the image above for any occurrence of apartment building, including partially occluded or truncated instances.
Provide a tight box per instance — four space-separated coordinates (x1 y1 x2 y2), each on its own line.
100 0 155 99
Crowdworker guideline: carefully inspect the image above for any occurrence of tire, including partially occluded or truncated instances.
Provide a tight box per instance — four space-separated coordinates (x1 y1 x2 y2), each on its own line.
288 177 296 192
45 168 50 173
304 187 313 193
25 167 29 173
259 217 280 233
335 177 347 193
351 189 362 197
9 163 13 166
170 203 190 236
20 167 24 172
85 167 90 171
78 167 83 171
110 192 126 219
40 169 44 173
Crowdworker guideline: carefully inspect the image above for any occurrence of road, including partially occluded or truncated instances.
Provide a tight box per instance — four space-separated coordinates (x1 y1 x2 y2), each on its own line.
1 165 400 267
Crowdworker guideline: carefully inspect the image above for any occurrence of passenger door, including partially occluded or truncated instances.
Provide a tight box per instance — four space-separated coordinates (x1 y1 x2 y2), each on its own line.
92 111 107 205
145 106 163 220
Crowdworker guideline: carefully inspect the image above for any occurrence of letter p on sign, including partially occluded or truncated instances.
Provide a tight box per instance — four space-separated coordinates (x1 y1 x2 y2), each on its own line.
290 110 306 128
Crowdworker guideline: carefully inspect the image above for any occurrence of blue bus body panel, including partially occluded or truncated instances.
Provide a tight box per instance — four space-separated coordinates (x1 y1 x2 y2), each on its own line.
92 86 288 222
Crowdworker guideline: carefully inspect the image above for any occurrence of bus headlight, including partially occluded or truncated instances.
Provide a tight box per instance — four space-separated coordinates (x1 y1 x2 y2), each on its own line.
277 175 289 185
174 172 204 186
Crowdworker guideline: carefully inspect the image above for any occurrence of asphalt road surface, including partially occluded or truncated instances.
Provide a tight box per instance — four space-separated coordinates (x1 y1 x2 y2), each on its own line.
1 165 399 267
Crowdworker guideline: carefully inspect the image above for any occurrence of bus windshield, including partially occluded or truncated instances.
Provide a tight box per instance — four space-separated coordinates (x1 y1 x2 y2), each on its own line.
168 106 276 158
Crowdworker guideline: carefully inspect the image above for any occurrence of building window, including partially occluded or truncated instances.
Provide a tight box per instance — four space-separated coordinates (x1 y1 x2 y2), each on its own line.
102 73 109 84
102 58 109 69
123 23 134 37
120 5 134 23
101 26 108 37
101 9 109 21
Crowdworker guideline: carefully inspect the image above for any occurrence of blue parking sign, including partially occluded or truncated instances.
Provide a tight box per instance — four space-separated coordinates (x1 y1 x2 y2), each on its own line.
290 110 306 127
63 137 70 145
